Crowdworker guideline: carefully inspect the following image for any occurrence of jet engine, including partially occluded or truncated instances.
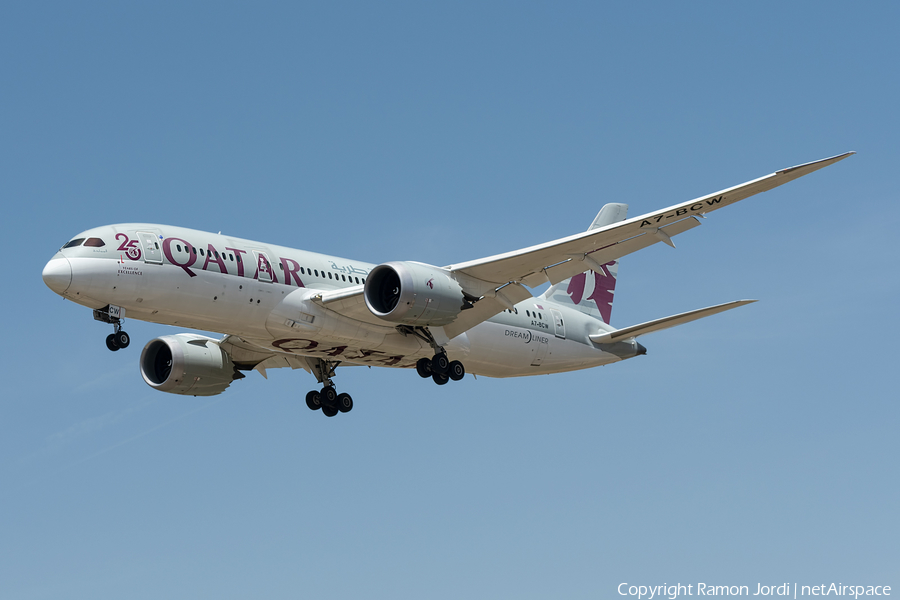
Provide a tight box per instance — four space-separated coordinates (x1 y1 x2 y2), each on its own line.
364 261 466 326
140 334 242 396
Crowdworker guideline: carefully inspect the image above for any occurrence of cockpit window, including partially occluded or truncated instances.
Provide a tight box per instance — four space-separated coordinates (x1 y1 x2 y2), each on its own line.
63 238 85 248
84 237 105 247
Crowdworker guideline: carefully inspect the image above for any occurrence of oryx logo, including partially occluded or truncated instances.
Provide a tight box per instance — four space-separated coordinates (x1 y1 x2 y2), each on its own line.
567 262 616 324
426 278 434 289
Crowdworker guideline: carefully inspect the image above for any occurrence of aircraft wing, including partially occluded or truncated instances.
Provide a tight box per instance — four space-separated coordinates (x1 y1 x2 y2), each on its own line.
307 153 852 340
447 152 854 288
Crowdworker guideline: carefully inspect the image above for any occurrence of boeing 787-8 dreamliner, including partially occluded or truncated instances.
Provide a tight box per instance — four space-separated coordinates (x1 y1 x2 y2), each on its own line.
42 153 853 416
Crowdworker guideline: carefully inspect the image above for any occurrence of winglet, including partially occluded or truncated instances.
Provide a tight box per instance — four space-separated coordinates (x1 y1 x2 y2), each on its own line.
776 151 855 176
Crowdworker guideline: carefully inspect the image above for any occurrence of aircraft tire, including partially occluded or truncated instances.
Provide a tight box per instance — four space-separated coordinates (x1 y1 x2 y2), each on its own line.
448 360 465 381
321 386 338 407
306 390 322 411
322 406 339 417
337 393 353 413
432 372 449 386
416 358 432 378
106 334 119 352
431 353 450 375
115 331 130 349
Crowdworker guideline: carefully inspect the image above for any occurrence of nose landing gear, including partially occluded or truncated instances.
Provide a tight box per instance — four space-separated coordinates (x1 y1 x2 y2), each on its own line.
94 305 130 351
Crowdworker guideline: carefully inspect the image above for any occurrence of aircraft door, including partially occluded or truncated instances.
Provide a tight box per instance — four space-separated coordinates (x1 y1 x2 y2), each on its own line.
551 309 565 339
137 232 163 264
253 250 274 283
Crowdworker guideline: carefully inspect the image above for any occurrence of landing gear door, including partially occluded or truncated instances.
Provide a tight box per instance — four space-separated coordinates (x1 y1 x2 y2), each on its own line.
254 250 274 283
530 338 549 367
551 309 566 339
137 232 163 264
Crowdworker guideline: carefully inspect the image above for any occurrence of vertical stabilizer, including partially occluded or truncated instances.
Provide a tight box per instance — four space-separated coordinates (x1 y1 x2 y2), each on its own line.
540 203 627 324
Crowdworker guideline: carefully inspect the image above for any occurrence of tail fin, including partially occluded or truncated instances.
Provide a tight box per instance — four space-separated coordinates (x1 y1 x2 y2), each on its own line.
539 203 628 324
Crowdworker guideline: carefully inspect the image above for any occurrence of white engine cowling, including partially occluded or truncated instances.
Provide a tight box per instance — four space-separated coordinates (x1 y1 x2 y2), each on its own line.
364 261 465 326
140 334 239 396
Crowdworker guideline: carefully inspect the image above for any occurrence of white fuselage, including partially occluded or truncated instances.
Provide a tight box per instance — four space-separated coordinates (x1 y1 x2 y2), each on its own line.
44 223 639 378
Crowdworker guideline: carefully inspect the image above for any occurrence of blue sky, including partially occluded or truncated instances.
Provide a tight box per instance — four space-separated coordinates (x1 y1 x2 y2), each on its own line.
2 2 897 598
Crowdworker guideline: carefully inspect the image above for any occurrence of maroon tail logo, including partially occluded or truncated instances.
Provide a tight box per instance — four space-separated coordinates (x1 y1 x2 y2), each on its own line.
566 262 617 324
426 278 434 289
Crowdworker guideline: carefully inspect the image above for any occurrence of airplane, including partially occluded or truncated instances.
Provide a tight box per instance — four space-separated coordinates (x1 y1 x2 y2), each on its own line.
42 153 853 416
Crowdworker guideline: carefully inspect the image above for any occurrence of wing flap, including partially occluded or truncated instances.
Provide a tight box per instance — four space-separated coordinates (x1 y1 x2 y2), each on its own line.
541 216 702 286
589 300 757 344
442 283 534 339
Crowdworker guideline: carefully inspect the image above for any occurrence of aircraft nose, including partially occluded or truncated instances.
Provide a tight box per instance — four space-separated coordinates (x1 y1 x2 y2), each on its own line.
42 256 72 295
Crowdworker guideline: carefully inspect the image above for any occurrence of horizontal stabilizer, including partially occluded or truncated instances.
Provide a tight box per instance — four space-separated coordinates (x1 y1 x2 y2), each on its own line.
589 300 757 344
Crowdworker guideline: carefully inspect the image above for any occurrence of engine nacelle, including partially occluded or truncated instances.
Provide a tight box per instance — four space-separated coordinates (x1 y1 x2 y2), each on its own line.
364 261 465 326
140 334 240 396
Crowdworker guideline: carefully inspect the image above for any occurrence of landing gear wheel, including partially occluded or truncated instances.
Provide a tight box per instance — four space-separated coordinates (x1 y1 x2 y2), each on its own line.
321 386 338 407
106 334 119 352
416 358 432 378
448 360 465 381
431 353 450 375
432 372 449 385
305 390 322 411
322 406 339 417
337 393 353 413
114 331 130 349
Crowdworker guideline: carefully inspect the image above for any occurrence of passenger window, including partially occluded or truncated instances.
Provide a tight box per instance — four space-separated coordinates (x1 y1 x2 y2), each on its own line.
192 247 197 255
229 254 234 261
200 248 204 256
63 238 85 248
176 244 182 252
84 237 105 247
526 310 531 317
539 313 542 319
301 267 305 275
214 250 219 258
314 270 319 277
341 274 346 282
236 254 241 262
355 277 360 284
328 272 333 279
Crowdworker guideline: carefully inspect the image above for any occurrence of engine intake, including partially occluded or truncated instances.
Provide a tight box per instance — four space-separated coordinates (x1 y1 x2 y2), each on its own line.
364 261 465 326
140 334 241 396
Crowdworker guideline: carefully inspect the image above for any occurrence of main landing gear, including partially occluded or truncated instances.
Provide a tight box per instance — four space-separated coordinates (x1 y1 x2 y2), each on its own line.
304 358 353 418
416 353 465 385
397 325 467 386
94 305 130 352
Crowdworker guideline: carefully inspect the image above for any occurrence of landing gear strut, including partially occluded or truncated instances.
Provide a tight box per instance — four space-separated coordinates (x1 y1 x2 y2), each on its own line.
94 305 130 352
402 326 466 387
304 358 353 417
